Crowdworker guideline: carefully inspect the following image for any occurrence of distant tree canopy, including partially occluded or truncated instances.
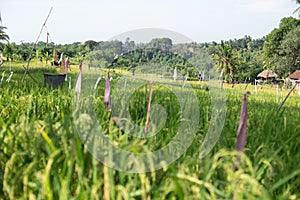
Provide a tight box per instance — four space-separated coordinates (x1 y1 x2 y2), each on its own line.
147 38 173 51
106 48 197 77
263 17 300 59
84 40 98 51
276 26 300 76
0 15 299 81
0 35 264 81
207 36 265 82
263 17 300 77
85 39 215 78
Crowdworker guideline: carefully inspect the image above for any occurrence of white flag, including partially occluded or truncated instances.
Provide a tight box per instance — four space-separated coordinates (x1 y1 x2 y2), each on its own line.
6 71 13 82
173 67 177 81
75 63 82 94
65 57 69 81
0 53 3 66
0 71 5 84
69 77 72 90
94 77 101 91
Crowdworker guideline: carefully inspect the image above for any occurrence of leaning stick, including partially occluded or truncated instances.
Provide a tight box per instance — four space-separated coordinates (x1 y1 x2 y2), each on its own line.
22 65 39 85
22 7 53 83
278 83 297 111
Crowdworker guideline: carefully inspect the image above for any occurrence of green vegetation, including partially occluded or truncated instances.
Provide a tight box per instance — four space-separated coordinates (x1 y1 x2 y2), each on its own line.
263 17 300 77
0 65 300 199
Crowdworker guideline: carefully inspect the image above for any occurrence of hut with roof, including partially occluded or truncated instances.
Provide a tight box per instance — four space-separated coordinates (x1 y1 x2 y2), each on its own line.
288 70 300 81
257 69 278 80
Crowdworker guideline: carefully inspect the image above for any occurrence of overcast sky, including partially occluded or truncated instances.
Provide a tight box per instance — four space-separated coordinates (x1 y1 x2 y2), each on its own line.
1 0 298 44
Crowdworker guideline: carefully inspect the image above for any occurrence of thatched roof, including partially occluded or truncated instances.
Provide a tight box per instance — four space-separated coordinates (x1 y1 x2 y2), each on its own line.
288 70 300 80
257 69 278 79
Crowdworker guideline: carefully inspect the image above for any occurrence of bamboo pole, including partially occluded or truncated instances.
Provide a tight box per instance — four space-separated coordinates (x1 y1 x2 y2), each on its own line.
22 7 53 83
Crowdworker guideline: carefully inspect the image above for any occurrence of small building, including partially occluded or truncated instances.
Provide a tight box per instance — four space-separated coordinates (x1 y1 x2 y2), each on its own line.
257 69 278 80
288 70 300 80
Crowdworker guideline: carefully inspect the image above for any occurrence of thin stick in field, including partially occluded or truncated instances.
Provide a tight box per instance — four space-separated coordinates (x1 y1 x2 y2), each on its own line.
278 83 297 111
22 7 53 83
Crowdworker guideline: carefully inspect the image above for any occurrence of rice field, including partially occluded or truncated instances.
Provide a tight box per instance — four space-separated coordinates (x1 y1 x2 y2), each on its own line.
0 63 300 199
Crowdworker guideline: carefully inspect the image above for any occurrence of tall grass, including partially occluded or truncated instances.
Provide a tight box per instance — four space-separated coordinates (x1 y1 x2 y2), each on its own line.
0 64 300 199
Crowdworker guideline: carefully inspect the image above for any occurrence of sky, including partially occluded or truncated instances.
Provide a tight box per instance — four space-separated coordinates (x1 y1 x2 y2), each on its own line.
1 0 298 44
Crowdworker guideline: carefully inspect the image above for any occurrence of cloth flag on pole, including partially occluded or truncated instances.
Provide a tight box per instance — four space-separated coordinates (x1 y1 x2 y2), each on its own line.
59 52 65 74
59 52 64 63
219 68 224 87
235 91 250 152
104 73 111 111
75 63 82 95
94 77 102 91
233 91 250 169
173 67 177 81
0 53 3 66
182 73 188 88
0 71 5 84
65 57 69 81
46 32 49 47
6 71 13 83
145 81 153 133
69 77 71 90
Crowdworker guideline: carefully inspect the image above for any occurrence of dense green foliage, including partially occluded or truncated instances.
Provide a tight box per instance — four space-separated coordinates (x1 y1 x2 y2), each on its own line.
263 17 299 59
263 17 300 77
107 48 197 77
276 26 300 76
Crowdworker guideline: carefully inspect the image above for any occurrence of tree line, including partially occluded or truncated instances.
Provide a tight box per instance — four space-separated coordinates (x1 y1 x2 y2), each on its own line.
0 16 299 82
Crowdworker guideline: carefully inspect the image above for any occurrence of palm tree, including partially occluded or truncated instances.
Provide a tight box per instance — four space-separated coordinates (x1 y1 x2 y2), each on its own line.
211 41 238 83
0 26 9 42
294 0 300 17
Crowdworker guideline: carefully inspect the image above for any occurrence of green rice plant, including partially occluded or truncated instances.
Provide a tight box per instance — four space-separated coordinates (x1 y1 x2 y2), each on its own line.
0 63 300 199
